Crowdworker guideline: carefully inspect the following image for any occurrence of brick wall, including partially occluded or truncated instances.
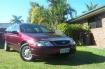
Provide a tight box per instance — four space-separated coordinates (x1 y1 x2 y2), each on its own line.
90 14 105 48
91 28 105 48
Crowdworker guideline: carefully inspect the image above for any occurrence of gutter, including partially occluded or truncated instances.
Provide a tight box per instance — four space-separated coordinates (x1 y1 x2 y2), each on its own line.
68 5 105 23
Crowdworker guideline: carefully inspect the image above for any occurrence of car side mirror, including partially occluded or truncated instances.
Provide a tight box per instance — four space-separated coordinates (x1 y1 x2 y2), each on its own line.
12 31 19 34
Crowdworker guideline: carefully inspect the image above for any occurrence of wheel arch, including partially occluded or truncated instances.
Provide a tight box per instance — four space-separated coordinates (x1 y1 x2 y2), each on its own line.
20 41 27 46
20 41 29 48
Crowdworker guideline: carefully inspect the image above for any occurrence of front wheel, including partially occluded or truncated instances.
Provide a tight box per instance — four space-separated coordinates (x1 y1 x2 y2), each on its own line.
20 43 34 61
4 41 10 51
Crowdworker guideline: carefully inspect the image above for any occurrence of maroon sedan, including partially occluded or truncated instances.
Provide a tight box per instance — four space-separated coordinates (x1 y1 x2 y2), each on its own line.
4 23 76 61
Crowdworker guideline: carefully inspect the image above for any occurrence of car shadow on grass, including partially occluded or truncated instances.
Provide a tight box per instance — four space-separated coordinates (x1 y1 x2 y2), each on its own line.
37 51 105 66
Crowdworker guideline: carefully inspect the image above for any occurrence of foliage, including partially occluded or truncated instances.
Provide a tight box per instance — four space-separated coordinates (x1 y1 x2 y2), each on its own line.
28 0 76 28
28 3 47 24
83 1 98 13
10 15 24 23
57 23 90 45
82 23 90 31
48 0 76 23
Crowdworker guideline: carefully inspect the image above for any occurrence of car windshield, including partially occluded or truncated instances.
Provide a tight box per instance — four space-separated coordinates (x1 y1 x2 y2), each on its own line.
20 24 53 33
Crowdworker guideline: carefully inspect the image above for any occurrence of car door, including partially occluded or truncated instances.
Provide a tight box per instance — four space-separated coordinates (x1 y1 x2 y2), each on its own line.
5 26 14 44
6 24 22 51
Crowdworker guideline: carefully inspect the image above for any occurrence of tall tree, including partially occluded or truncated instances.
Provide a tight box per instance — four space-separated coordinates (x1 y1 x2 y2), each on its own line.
10 15 23 23
47 0 76 28
66 5 77 19
28 2 48 25
28 0 76 28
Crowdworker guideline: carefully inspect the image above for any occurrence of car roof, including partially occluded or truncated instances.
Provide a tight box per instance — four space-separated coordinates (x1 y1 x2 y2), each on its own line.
12 23 39 26
6 23 40 30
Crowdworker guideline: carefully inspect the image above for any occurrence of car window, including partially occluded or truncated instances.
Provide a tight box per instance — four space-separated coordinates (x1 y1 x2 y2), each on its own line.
20 24 42 33
40 26 52 33
6 24 20 32
6 26 13 32
12 24 20 32
20 24 52 33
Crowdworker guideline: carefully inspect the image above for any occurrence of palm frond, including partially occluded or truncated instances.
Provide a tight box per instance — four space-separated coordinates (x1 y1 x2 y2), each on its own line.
10 15 23 23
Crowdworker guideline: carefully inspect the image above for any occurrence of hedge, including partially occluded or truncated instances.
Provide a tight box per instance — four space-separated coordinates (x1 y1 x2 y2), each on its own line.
56 23 89 45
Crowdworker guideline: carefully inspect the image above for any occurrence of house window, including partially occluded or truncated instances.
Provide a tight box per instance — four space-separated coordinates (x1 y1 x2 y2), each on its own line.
88 16 102 28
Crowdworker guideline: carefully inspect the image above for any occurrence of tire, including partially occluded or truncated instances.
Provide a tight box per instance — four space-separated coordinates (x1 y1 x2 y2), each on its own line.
70 47 76 55
4 41 10 51
20 43 34 61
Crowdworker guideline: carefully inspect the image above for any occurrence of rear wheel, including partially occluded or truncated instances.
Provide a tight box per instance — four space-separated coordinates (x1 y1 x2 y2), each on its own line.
20 43 34 61
4 41 10 51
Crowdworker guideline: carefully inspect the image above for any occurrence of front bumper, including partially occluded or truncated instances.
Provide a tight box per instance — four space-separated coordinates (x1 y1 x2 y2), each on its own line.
30 45 76 58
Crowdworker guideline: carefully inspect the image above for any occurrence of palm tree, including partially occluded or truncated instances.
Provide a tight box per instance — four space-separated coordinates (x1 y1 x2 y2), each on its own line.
86 1 98 11
66 5 77 19
48 0 77 21
10 15 24 23
83 1 98 13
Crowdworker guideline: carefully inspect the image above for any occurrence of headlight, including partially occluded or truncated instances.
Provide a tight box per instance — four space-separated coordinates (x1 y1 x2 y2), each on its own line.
69 38 76 45
36 41 53 47
28 40 53 47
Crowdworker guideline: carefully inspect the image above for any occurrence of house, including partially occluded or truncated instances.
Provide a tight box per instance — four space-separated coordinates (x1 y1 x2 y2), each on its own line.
68 6 105 48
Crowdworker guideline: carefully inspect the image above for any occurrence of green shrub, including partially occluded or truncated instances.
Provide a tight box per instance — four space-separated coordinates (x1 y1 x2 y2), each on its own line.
56 23 89 46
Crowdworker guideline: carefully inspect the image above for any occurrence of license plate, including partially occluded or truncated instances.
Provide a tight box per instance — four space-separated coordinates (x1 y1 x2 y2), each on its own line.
60 48 70 54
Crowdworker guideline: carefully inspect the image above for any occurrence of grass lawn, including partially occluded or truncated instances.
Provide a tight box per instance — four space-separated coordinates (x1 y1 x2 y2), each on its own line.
0 46 105 69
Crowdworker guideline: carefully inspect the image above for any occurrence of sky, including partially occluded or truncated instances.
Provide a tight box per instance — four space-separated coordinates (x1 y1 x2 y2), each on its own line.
0 0 105 23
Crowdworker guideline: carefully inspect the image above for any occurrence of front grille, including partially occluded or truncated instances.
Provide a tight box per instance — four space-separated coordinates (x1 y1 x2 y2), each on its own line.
50 40 70 46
